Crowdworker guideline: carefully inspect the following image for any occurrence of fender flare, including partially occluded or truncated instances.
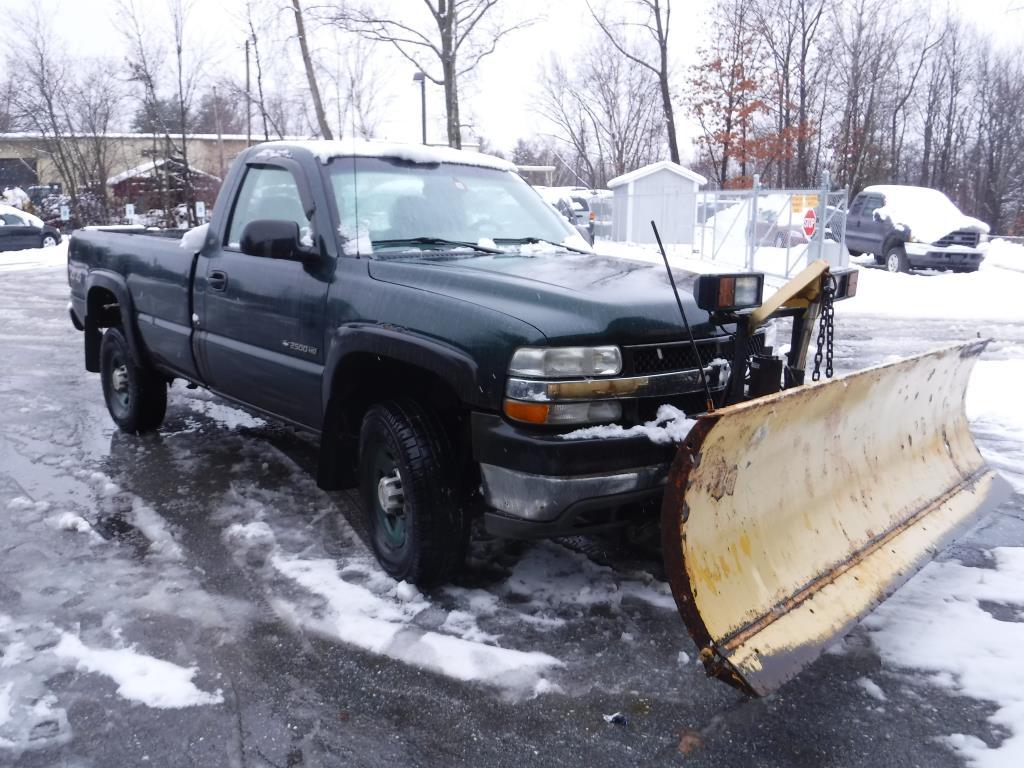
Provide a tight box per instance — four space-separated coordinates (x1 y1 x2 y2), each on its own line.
321 323 489 412
315 323 490 491
84 271 146 369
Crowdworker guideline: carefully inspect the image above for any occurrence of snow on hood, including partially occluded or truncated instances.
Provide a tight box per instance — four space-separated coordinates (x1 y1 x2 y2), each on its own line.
866 185 990 244
254 139 516 173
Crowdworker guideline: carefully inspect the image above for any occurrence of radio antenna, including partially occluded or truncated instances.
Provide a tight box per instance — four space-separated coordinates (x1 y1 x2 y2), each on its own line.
651 220 715 414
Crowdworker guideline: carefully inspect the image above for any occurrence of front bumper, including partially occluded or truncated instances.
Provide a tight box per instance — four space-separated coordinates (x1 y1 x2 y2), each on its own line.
472 412 676 537
904 242 983 269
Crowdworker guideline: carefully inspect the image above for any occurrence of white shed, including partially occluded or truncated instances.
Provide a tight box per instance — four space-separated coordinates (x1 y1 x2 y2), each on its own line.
608 161 707 244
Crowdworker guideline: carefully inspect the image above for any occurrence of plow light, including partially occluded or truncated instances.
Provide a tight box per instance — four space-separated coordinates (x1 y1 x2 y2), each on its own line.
694 273 765 313
832 268 859 300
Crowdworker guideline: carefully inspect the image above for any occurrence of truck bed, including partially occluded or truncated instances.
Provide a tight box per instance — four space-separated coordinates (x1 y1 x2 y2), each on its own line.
69 228 200 380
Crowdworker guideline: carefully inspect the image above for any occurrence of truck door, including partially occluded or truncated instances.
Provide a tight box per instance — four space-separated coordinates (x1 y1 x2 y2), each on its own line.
845 194 867 253
195 161 331 429
848 193 886 255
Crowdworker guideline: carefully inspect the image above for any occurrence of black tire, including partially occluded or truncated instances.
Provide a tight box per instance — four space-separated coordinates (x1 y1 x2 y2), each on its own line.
884 243 910 273
41 235 57 248
359 400 466 585
99 327 167 433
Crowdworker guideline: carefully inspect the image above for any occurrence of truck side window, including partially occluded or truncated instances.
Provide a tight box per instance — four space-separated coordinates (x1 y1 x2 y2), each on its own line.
227 165 310 249
849 196 864 217
861 196 884 220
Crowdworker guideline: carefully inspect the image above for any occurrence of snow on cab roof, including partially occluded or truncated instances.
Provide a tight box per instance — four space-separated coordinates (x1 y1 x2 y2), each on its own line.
253 139 516 172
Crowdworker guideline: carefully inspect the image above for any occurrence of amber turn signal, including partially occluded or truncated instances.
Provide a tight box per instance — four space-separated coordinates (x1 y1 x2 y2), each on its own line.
503 399 550 424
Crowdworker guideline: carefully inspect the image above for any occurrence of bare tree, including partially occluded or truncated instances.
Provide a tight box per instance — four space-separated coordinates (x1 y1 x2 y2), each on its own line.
4 6 122 222
333 1 529 148
588 0 680 164
750 0 828 186
538 37 665 187
291 0 333 139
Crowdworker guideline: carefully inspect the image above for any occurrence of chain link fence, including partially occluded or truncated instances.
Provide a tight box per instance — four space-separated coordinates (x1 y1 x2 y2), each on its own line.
597 174 849 281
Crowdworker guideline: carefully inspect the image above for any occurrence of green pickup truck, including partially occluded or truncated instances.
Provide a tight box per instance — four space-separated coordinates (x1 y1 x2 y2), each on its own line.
68 140 758 585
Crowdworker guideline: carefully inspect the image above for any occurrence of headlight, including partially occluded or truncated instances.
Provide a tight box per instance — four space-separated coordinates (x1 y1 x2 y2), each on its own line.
693 273 764 312
509 346 622 377
979 233 989 243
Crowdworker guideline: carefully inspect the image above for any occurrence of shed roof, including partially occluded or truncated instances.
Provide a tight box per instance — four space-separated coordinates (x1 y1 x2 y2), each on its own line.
607 160 707 189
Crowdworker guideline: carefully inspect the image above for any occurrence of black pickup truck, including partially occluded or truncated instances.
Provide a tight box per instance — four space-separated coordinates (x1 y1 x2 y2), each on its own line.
69 141 763 584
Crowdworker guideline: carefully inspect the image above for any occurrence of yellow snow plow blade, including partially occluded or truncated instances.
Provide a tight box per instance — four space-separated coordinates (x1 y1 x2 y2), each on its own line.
661 340 1010 696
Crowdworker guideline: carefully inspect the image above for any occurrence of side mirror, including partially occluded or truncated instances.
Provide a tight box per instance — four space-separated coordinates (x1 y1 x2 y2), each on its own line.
239 219 311 260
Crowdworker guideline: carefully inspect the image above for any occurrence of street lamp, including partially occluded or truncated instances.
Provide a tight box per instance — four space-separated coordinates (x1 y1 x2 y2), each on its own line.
412 71 426 145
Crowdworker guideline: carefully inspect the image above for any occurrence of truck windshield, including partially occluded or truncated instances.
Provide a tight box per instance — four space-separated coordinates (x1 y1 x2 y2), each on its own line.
327 157 584 256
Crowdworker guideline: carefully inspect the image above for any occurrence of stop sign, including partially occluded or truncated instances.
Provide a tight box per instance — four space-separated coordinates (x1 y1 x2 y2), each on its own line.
803 209 817 238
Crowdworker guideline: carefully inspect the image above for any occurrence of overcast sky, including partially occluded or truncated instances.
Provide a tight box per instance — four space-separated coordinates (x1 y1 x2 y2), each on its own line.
5 0 1024 156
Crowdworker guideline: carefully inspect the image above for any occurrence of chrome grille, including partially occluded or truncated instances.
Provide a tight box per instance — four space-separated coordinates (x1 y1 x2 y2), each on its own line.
628 335 766 376
933 230 980 248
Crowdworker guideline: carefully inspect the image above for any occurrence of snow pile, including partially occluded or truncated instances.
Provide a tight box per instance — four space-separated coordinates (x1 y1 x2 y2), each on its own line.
271 554 562 697
836 261 1024 321
2 188 30 208
0 239 68 272
560 404 697 444
864 547 1024 767
219 513 563 699
52 633 222 709
985 238 1024 273
260 139 517 172
867 185 989 244
270 552 561 696
178 222 209 252
967 359 1024 491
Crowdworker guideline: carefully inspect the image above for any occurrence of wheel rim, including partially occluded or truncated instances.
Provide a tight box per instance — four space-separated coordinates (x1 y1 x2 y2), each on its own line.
109 355 130 412
887 252 900 272
371 447 407 548
43 236 56 247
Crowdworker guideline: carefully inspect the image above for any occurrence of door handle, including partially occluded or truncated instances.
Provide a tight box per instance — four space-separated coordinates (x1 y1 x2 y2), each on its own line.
208 270 228 291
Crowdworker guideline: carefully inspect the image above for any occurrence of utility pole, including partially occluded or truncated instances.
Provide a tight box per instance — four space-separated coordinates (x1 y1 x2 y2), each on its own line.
413 71 426 144
245 38 252 146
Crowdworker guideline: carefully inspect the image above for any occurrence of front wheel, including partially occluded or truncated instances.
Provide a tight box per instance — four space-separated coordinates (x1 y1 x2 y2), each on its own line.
359 400 466 585
885 244 910 273
42 235 57 248
100 327 167 433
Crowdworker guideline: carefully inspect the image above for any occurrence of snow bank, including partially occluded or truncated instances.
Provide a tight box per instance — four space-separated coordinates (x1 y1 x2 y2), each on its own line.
560 404 696 444
985 239 1024 273
837 260 1024 321
256 139 516 172
53 633 222 709
0 240 67 272
865 547 1024 768
867 185 989 244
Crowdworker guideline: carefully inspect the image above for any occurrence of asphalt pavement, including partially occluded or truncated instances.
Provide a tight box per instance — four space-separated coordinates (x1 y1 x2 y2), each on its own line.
1 262 1022 767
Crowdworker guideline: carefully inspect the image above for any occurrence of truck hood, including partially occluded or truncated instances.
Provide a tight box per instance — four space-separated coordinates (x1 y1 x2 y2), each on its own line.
367 251 719 345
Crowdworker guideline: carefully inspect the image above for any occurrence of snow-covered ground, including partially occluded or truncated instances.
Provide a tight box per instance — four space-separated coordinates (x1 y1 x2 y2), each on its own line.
1 237 1022 766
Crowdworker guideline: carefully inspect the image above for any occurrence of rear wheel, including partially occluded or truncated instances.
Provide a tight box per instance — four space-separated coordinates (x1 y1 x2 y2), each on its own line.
99 327 167 433
885 244 910 273
359 400 466 585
